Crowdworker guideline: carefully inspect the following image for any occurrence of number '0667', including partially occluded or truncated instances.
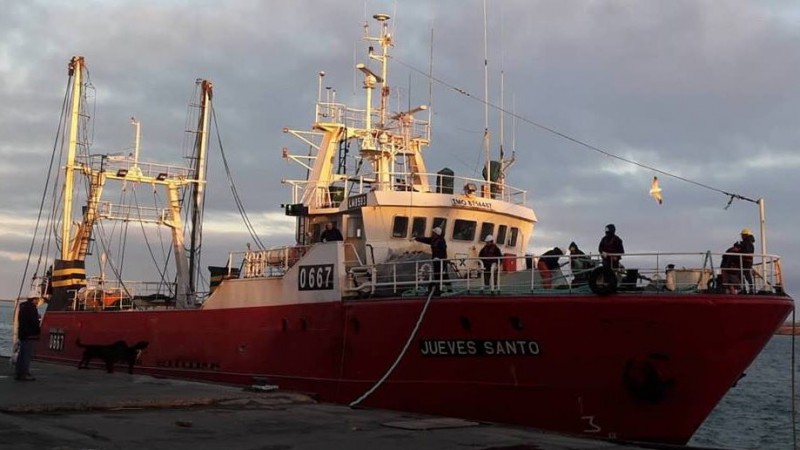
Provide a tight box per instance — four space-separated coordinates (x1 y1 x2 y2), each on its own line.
298 264 334 291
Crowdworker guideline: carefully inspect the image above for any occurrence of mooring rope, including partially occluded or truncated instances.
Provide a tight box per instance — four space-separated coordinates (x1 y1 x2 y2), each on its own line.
349 288 435 407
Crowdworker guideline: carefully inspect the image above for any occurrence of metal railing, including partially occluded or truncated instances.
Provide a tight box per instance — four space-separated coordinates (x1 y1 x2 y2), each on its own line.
231 245 313 278
218 248 785 298
69 278 177 311
316 101 431 143
343 251 785 297
284 170 528 210
86 154 195 180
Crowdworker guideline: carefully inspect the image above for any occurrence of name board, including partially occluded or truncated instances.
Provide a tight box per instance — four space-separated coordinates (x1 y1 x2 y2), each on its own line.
298 264 335 291
348 194 368 209
419 339 540 357
451 197 492 210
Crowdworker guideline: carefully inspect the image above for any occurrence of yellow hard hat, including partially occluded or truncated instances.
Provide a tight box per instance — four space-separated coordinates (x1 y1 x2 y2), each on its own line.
740 228 753 236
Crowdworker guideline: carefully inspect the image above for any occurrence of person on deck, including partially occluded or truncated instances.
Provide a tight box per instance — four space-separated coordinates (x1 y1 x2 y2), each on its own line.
739 228 756 294
568 241 593 286
15 297 41 381
413 227 450 295
598 224 624 269
320 221 343 242
479 235 503 290
721 241 743 295
537 247 563 289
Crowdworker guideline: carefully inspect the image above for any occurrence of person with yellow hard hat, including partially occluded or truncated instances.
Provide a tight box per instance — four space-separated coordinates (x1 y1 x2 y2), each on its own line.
739 228 755 294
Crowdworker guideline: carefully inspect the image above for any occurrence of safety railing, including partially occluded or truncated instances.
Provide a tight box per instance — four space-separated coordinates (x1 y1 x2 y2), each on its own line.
69 278 177 311
342 251 786 297
86 154 195 180
284 170 528 210
218 247 786 297
232 245 313 278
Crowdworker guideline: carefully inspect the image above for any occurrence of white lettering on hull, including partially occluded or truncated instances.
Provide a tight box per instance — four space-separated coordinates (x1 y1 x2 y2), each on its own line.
419 339 540 357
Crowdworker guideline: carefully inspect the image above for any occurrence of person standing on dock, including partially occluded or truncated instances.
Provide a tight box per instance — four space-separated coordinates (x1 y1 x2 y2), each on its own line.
15 297 41 381
413 227 450 295
598 224 624 269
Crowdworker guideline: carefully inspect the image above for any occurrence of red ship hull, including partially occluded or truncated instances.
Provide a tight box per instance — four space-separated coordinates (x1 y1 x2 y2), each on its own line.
36 292 792 444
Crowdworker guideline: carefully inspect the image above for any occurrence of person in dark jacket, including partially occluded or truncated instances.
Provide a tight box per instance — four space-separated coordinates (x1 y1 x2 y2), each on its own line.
15 297 41 381
413 226 450 295
721 241 743 294
320 221 343 242
568 241 593 286
536 247 563 289
739 228 755 294
598 224 624 269
479 235 503 289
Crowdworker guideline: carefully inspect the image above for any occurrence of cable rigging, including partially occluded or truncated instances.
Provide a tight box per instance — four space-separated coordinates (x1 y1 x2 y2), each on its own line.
15 76 73 301
390 56 760 208
210 104 266 250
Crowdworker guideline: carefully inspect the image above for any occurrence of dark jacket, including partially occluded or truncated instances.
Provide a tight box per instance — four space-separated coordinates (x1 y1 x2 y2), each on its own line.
479 243 503 268
598 233 624 255
739 235 755 269
540 248 563 271
17 300 41 340
569 247 592 271
721 244 742 269
415 235 447 259
320 227 343 242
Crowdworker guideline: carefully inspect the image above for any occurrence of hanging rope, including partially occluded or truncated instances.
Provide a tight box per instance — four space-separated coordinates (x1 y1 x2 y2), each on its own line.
350 289 436 407
210 104 266 250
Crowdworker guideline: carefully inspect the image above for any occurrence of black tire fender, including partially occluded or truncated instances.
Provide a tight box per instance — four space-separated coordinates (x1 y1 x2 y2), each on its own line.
588 266 618 296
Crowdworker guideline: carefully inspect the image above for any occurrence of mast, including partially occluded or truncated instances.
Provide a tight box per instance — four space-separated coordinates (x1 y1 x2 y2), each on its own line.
189 80 212 298
166 183 192 308
50 56 90 311
61 56 84 260
482 0 492 199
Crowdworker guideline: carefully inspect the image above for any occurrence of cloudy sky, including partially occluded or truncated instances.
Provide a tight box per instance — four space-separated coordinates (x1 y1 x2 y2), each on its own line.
1 0 798 304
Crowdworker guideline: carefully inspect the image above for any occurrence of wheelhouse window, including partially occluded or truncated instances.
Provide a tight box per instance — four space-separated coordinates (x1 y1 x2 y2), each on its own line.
433 218 447 237
411 217 427 237
508 227 519 247
453 219 477 241
479 223 495 242
392 216 409 238
496 225 508 245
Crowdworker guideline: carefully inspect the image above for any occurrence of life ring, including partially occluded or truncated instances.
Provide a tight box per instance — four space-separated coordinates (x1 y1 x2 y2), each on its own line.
588 266 618 296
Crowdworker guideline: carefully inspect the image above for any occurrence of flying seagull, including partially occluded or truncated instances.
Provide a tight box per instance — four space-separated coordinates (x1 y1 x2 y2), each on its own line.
649 176 663 205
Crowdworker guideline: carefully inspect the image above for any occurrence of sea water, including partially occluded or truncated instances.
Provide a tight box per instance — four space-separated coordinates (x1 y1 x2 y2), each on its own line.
0 301 797 449
0 302 13 356
689 334 800 450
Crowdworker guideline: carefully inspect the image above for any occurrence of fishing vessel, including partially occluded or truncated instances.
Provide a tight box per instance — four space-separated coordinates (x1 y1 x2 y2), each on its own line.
24 14 793 445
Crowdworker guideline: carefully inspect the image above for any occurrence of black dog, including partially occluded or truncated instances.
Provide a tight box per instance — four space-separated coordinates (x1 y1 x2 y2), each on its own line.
76 339 149 374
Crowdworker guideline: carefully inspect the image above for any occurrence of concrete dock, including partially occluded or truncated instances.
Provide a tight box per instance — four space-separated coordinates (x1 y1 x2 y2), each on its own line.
0 358 714 450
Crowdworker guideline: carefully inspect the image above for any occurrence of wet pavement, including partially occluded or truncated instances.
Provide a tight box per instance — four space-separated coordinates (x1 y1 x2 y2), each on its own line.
0 358 718 450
